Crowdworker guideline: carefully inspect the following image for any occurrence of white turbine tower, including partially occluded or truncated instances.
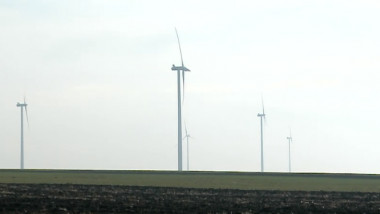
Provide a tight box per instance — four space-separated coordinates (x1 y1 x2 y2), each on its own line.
171 28 190 171
257 97 266 172
287 129 293 173
183 123 193 171
16 97 29 169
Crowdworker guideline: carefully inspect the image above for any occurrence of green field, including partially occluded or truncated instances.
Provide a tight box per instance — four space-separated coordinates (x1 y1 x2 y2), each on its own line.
1 169 380 192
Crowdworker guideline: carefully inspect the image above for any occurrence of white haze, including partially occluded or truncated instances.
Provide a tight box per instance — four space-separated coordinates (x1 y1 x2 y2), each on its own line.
1 0 380 173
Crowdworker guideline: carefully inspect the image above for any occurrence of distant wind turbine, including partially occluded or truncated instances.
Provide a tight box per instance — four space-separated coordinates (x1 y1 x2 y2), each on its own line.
183 123 193 171
287 129 293 173
171 28 190 171
16 97 29 169
257 96 266 172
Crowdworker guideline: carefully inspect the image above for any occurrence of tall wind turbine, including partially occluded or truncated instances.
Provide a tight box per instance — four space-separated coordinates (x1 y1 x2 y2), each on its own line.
16 98 29 169
171 28 190 171
257 97 266 172
183 123 192 171
286 129 293 173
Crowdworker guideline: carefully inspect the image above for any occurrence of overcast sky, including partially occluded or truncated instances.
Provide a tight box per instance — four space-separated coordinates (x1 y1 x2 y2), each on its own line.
1 0 380 173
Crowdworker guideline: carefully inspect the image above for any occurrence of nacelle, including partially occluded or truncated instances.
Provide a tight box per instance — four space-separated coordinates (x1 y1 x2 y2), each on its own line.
172 64 190 71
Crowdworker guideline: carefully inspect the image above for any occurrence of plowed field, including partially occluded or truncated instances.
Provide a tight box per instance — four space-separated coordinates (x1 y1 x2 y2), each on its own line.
1 183 380 213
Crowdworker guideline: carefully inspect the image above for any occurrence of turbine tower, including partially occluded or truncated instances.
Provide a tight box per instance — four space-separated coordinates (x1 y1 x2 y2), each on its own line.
286 129 293 173
16 98 29 169
257 97 266 172
171 28 190 171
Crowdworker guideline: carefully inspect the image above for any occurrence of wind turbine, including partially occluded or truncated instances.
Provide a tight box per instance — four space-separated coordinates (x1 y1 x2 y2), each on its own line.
171 28 190 171
16 97 29 169
183 123 193 171
286 129 293 173
257 97 266 172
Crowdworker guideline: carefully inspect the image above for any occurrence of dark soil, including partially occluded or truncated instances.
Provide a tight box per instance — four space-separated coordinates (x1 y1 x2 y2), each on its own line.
1 183 380 213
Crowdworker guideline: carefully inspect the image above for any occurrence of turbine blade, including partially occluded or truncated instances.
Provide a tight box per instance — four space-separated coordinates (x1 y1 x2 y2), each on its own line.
184 122 194 140
182 121 188 141
184 121 188 137
182 70 185 104
25 105 29 128
176 28 186 104
24 96 30 128
261 95 265 115
261 94 267 124
175 28 184 67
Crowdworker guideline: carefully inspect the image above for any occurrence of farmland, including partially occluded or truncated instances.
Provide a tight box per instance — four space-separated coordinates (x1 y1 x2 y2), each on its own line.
1 169 380 192
1 170 380 213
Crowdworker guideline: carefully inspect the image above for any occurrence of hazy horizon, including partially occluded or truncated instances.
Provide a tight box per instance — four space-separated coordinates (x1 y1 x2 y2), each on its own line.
1 0 380 174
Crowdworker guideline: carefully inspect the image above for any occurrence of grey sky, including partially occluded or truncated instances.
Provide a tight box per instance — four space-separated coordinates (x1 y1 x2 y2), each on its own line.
1 0 380 173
